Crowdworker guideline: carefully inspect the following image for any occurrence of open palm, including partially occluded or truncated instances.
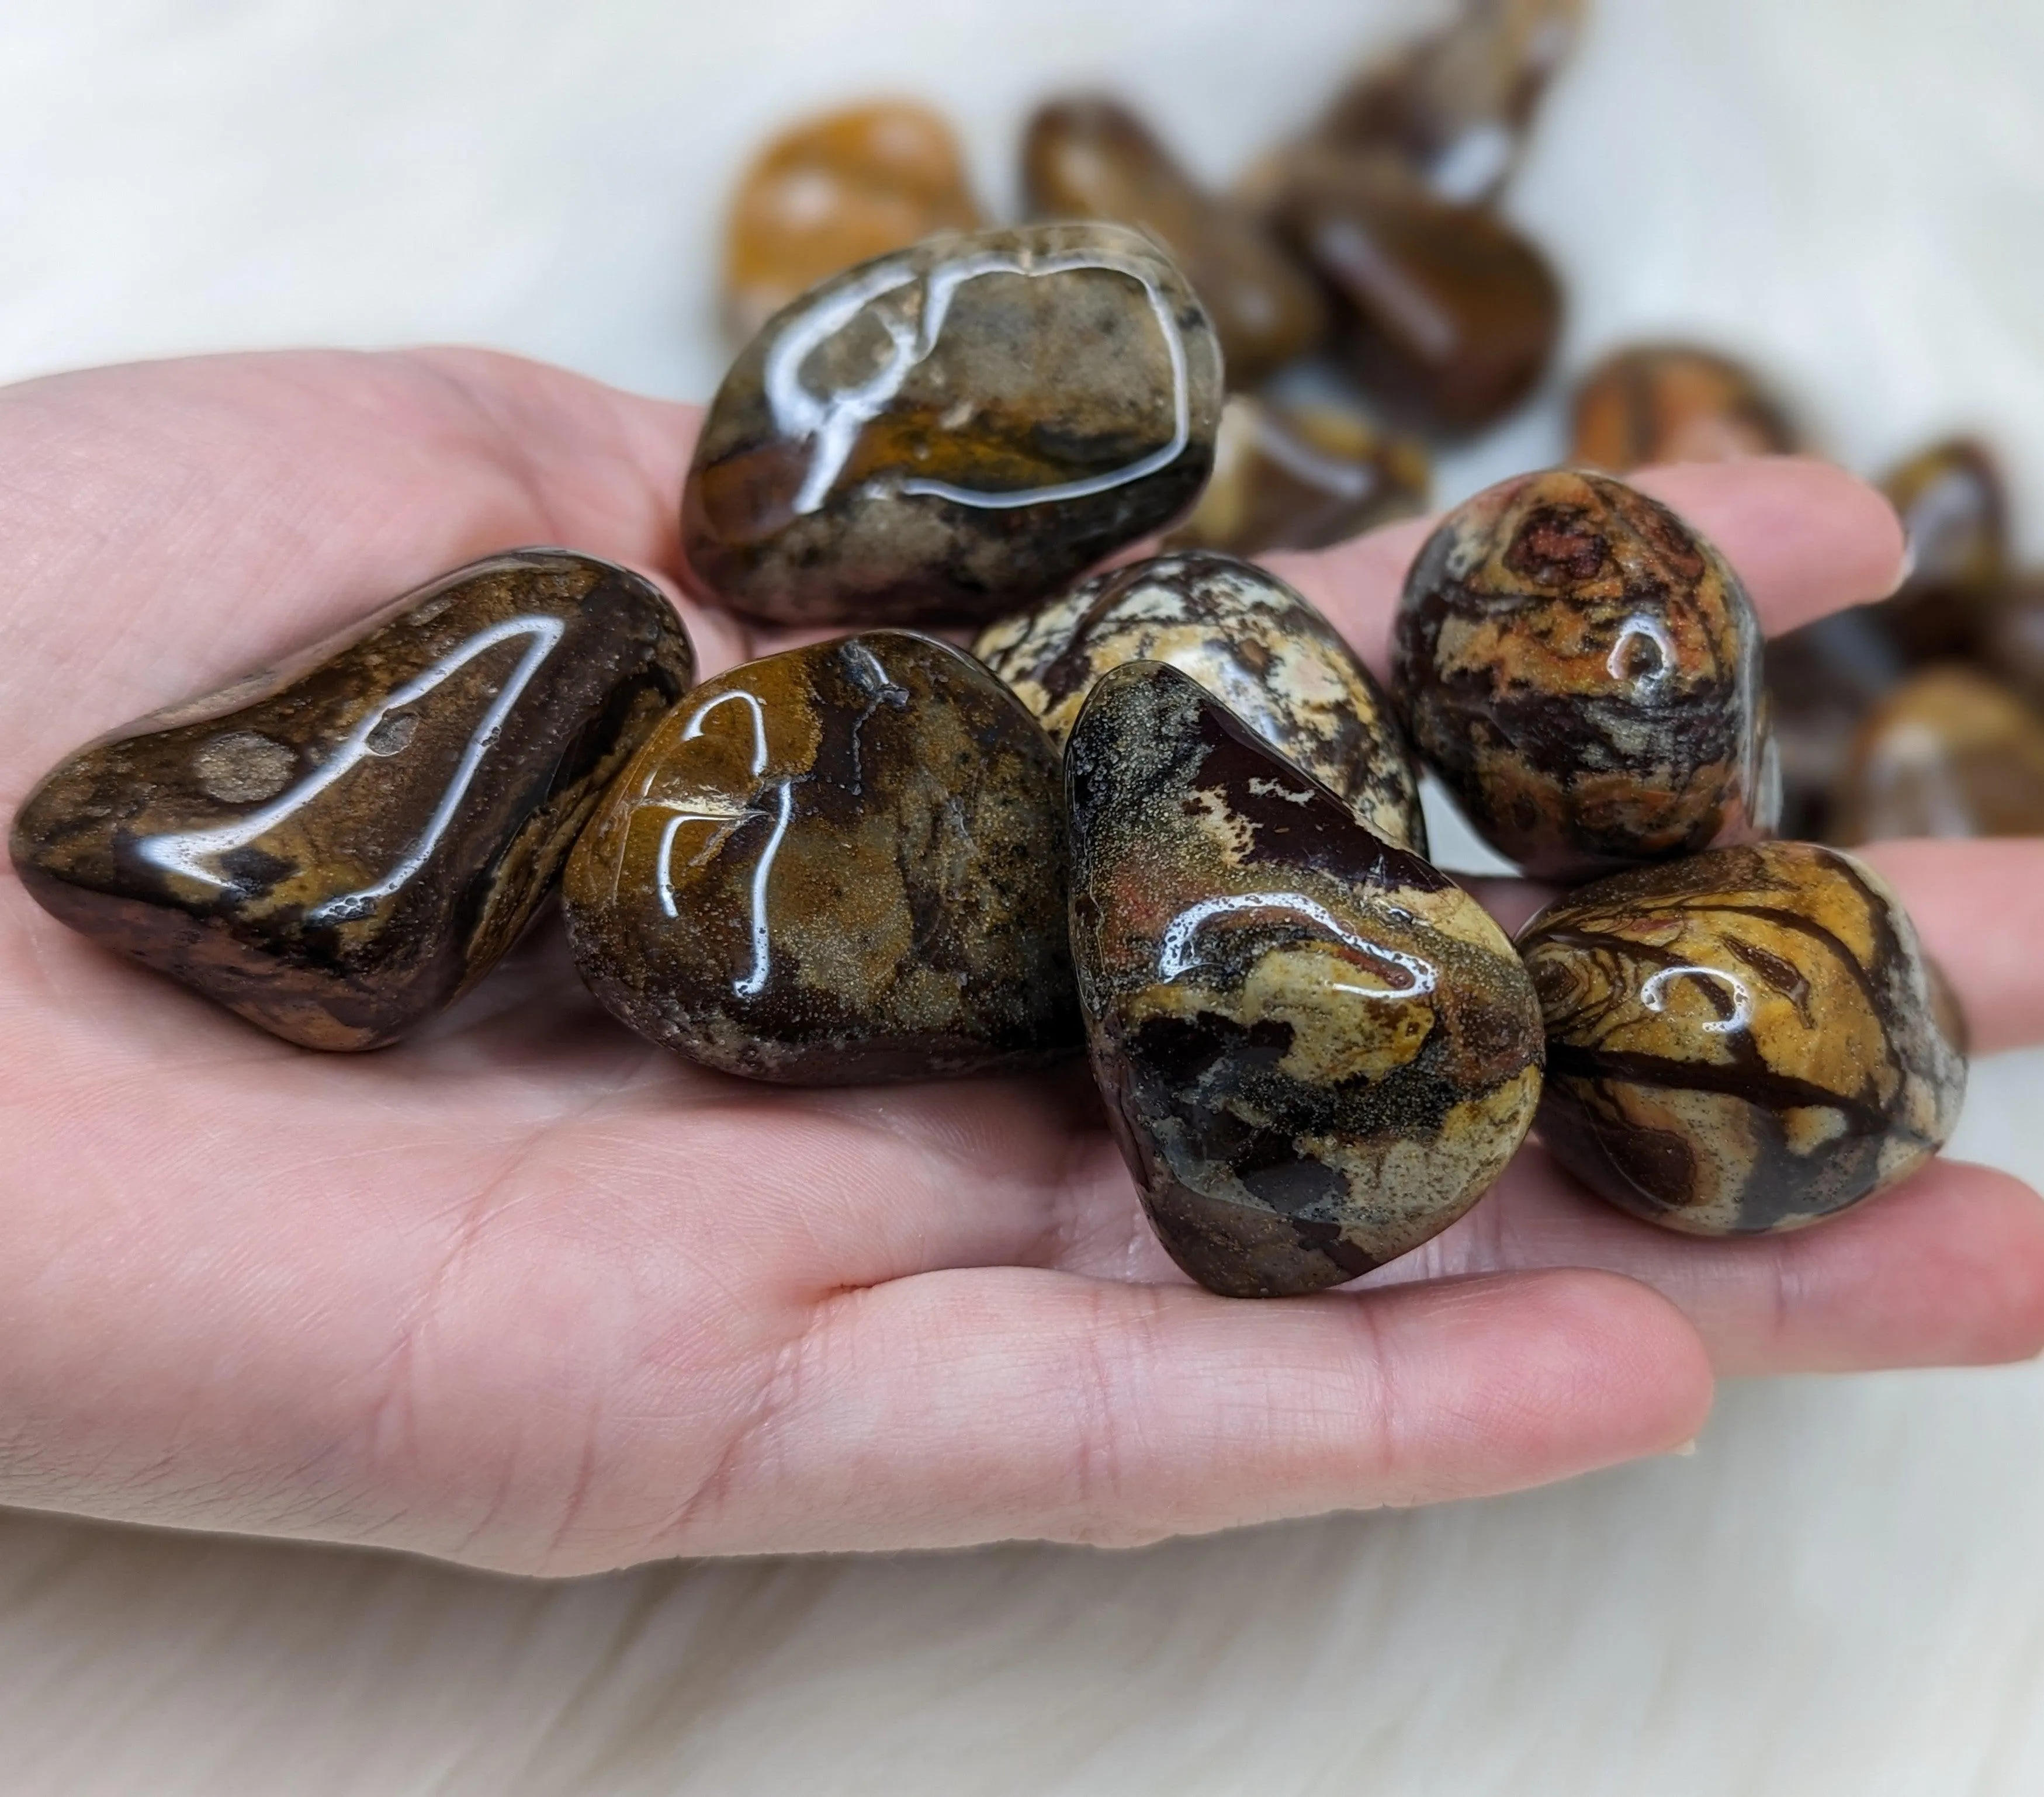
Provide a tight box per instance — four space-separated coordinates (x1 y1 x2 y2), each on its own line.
2 348 2041 1574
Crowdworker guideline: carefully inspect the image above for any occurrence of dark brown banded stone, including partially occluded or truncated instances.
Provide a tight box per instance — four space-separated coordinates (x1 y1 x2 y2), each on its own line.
1518 842 1967 1235
1393 469 1777 880
1834 665 2044 844
975 551 1427 851
1067 660 1543 1298
563 630 1080 1084
682 222 1224 626
1570 344 1797 474
9 551 695 1050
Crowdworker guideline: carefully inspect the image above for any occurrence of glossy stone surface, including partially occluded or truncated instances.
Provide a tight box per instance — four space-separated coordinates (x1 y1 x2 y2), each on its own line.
1271 157 1561 436
683 222 1224 626
564 631 1079 1084
1832 665 2044 843
1394 469 1776 880
1570 344 1797 473
1067 661 1544 1298
1165 389 1430 556
1764 606 1907 841
1021 96 1326 386
1876 438 2011 662
976 551 1427 852
722 102 982 344
1315 0 1588 203
11 552 695 1050
1519 842 1967 1235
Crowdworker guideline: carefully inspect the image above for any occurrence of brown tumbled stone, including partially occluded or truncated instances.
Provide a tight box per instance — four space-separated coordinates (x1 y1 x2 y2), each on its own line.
1021 95 1326 385
1067 660 1543 1299
722 101 982 344
1876 438 2011 662
1270 156 1561 436
1394 469 1777 880
1764 606 1907 842
1570 344 1797 473
976 551 1426 852
683 222 1224 626
1164 389 1430 556
1983 574 2044 709
563 630 1079 1084
10 551 695 1050
1832 664 2044 844
1519 842 1967 1235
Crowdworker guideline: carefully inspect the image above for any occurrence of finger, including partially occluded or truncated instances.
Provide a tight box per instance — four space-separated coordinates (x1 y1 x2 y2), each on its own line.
1265 456 1907 678
649 1265 1712 1559
1853 838 2044 1054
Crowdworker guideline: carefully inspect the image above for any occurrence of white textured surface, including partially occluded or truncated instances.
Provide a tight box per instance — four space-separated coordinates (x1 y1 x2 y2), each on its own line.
2 1 2042 1791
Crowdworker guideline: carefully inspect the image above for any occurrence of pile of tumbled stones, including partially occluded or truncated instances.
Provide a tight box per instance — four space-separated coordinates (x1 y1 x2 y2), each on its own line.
11 212 1968 1299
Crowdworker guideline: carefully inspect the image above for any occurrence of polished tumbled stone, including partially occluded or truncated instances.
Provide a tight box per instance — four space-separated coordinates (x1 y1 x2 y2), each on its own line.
1834 664 2044 844
1394 469 1778 881
1067 660 1544 1298
976 550 1427 852
1876 437 2011 662
683 221 1224 626
1519 842 1967 1235
10 551 695 1050
1570 344 1797 473
564 630 1080 1084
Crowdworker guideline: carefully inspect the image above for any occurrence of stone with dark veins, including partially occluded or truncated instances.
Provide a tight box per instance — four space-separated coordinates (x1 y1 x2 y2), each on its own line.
564 630 1080 1084
1066 659 1543 1299
1394 469 1777 881
1570 344 1798 474
1519 842 1967 1235
682 222 1224 626
9 551 695 1050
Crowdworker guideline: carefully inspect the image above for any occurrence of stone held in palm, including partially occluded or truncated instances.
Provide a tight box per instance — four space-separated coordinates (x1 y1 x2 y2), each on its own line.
9 550 697 1050
1066 659 1544 1299
563 630 1081 1084
681 221 1225 626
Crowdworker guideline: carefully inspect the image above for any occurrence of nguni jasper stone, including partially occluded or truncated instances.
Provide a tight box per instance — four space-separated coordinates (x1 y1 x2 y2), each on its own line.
1876 437 2011 662
1269 155 1562 437
1833 665 2044 844
1394 469 1778 882
722 100 982 345
1066 660 1544 1299
681 221 1224 626
1021 95 1327 386
1518 842 1967 1236
975 550 1428 852
9 551 695 1050
563 630 1080 1084
1570 344 1797 474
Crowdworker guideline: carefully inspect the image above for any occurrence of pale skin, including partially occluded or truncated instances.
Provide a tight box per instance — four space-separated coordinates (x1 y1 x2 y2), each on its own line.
2 349 2042 1576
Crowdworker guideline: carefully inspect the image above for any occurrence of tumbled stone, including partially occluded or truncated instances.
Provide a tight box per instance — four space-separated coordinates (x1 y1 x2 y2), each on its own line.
1164 389 1430 556
1067 660 1543 1299
1570 344 1797 473
683 221 1224 626
1876 438 2011 662
10 552 695 1050
1519 842 1967 1235
1394 469 1776 881
1313 0 1587 203
1832 665 2044 844
1983 575 2044 709
722 102 982 344
976 551 1426 852
1764 606 1907 842
563 630 1079 1084
1270 156 1561 436
1021 96 1326 385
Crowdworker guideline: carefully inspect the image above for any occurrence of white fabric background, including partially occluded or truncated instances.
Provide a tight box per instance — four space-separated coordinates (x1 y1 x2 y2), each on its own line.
2 1 2043 1791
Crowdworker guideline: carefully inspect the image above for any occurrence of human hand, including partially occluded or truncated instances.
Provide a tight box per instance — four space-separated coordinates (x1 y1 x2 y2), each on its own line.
2 348 2039 1573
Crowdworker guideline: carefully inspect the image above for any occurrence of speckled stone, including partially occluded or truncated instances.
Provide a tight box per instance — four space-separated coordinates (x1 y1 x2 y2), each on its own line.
1833 664 2044 843
563 630 1079 1084
722 102 982 344
1519 842 1967 1235
1067 660 1544 1298
1269 155 1562 437
977 551 1426 853
682 221 1224 626
1876 438 2011 662
1164 389 1430 556
1394 469 1778 881
1021 96 1326 386
1570 344 1797 473
9 551 695 1050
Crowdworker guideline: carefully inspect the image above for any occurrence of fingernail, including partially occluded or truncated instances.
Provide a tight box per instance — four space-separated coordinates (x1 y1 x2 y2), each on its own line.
1668 1438 1700 1458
